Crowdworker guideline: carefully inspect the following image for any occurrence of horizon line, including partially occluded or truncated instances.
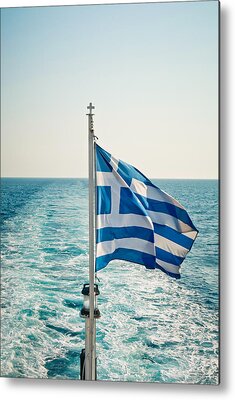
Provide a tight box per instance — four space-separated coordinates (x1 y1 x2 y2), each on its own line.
1 176 219 180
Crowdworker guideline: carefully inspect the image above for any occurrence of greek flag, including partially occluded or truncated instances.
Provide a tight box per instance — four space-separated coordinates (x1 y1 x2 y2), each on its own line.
95 144 198 279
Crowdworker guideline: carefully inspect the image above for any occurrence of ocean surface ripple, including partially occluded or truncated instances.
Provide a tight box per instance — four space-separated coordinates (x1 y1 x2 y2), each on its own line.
1 178 219 383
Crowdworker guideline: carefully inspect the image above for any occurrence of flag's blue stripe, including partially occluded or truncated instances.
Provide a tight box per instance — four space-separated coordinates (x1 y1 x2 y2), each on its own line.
136 193 196 229
97 186 112 215
153 223 194 250
156 247 184 266
96 248 181 279
155 263 181 279
96 144 112 172
117 158 151 187
96 226 154 244
96 248 156 271
119 187 148 216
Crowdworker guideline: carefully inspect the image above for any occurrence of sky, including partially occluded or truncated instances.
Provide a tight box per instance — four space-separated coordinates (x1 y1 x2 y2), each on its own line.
1 0 219 178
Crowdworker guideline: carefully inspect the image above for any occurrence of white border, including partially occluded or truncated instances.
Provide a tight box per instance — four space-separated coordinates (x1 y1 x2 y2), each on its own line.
1 0 235 398
0 0 218 7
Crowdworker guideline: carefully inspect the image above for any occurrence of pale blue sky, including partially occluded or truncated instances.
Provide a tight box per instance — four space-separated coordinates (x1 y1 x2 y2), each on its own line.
1 1 219 178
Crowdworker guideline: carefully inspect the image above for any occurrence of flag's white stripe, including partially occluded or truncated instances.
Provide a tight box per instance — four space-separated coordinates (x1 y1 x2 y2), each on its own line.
97 213 153 230
156 258 180 274
110 155 119 171
96 237 155 258
183 230 198 240
147 210 192 233
154 233 188 258
96 171 126 188
96 171 114 186
130 178 185 209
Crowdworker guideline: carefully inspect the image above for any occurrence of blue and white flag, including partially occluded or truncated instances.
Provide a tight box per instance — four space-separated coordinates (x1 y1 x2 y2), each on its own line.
95 144 198 279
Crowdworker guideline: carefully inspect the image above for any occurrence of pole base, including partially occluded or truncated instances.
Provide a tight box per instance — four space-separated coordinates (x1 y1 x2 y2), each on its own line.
80 348 98 380
80 348 86 380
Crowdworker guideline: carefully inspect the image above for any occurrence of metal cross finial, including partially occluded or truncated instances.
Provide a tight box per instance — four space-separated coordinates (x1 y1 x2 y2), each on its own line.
87 102 95 115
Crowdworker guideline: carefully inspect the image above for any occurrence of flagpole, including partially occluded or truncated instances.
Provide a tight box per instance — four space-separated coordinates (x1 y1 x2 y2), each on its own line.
87 101 96 380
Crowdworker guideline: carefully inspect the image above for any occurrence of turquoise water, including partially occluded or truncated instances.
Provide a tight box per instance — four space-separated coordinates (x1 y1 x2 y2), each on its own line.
1 178 219 383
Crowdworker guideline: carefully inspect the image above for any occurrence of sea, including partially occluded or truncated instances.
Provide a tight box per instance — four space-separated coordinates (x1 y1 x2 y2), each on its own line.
1 178 219 384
